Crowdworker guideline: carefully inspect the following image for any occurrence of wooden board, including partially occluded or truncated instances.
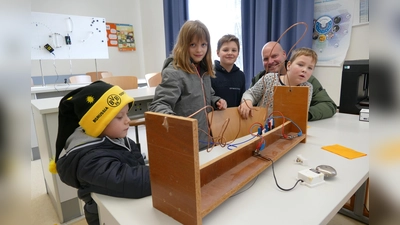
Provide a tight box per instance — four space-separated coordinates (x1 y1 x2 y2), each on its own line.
146 86 309 224
200 122 305 217
145 112 201 225
207 107 267 143
273 86 309 143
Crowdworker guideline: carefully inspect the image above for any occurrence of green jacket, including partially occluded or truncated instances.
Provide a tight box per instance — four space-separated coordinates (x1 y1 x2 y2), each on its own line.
251 71 337 121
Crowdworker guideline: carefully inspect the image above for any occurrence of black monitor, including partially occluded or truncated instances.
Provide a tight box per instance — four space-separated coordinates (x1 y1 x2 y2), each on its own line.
339 59 369 114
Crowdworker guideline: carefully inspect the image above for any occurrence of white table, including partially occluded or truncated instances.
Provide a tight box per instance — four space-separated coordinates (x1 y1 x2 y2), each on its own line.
31 83 92 99
138 78 147 87
30 87 156 223
92 113 369 225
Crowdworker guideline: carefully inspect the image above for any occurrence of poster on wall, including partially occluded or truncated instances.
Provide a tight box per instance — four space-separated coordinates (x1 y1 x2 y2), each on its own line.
116 23 136 51
31 12 108 59
312 0 355 66
106 23 118 47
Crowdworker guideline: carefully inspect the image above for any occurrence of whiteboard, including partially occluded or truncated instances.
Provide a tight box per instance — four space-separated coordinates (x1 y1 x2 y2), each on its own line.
31 12 109 60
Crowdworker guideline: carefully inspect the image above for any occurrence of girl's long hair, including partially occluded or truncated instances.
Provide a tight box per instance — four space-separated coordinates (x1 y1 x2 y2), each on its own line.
172 20 215 77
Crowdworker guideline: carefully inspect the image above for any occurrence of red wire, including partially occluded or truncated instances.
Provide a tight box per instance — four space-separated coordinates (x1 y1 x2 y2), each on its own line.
249 122 264 137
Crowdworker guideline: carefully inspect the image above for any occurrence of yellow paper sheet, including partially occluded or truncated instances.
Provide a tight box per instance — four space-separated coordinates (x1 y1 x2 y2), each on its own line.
322 144 367 159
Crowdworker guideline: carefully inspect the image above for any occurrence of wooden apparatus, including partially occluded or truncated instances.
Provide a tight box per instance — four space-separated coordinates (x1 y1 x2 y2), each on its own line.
145 86 309 225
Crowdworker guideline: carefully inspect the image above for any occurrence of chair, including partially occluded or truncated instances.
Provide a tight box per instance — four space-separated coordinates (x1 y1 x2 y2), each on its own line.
100 72 114 78
100 76 138 89
145 72 162 87
100 76 145 149
69 75 92 84
86 71 108 82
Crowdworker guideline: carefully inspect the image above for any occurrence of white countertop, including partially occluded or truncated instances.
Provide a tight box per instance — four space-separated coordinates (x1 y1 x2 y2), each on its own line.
92 113 369 225
31 78 147 94
31 83 91 94
31 87 156 115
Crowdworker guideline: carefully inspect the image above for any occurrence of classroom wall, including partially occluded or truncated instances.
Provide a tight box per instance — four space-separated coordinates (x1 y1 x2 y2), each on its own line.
31 0 166 80
31 0 369 105
313 23 369 106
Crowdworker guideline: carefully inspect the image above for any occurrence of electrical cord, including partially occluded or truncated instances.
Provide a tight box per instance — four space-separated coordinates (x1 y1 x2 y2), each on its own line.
272 115 302 135
188 105 215 152
52 54 64 91
254 154 303 191
213 122 259 151
188 62 215 151
267 111 286 137
226 135 257 150
210 112 302 151
265 113 303 139
230 175 259 197
199 135 257 151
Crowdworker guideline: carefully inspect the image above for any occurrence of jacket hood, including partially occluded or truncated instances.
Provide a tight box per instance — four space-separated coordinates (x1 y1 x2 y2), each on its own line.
214 60 239 74
56 128 104 188
162 56 174 71
64 127 101 153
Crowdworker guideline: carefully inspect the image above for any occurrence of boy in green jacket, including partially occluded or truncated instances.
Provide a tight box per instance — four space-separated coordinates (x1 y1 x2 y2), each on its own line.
251 41 337 121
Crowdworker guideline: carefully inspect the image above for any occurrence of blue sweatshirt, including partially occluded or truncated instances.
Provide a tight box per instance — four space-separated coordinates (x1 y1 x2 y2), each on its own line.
212 60 246 107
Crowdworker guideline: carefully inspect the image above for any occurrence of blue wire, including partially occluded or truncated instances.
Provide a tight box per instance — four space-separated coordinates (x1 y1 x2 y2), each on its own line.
200 115 302 150
199 135 257 151
226 136 257 150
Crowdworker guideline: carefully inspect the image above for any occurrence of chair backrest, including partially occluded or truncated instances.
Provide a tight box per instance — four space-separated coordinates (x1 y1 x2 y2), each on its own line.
145 72 162 87
100 76 138 90
69 75 92 84
100 72 114 78
208 107 267 143
86 71 107 81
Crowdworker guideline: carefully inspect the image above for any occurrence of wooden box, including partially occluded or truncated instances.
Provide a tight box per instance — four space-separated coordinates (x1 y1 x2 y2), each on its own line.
145 86 309 224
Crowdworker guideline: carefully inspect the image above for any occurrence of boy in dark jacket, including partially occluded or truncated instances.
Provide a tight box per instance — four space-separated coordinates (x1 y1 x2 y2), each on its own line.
212 34 246 107
52 81 151 225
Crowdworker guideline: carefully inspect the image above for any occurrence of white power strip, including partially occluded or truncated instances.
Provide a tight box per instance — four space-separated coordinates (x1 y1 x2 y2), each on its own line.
298 168 325 187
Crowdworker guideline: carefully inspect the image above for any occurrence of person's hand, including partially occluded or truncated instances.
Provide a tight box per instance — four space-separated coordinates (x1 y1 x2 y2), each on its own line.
216 99 227 110
238 99 253 119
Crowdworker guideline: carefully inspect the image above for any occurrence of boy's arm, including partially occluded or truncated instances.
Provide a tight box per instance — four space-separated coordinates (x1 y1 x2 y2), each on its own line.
242 73 271 105
308 76 337 121
77 150 151 199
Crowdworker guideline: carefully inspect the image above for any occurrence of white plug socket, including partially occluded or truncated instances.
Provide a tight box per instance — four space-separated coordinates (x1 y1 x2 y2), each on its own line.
294 154 308 166
298 168 325 187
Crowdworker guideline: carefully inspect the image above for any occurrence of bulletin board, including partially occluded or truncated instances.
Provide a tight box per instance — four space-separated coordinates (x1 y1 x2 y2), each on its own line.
31 12 109 60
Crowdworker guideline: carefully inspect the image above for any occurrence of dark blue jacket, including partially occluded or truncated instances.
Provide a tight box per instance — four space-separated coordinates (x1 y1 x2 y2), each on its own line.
212 60 246 107
56 128 151 204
